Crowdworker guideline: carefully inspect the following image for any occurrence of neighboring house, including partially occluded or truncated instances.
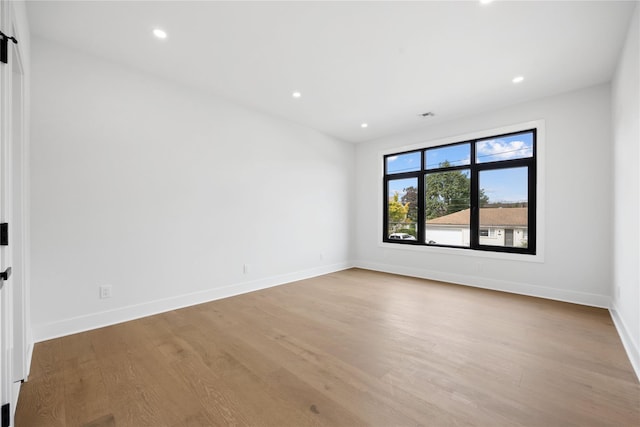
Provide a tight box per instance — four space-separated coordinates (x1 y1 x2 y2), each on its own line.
426 207 528 248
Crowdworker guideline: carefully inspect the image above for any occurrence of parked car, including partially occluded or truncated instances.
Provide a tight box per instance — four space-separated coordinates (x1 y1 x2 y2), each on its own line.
389 233 417 241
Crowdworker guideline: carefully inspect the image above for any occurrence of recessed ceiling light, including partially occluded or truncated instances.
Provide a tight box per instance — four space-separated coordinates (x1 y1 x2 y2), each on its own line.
512 76 524 83
361 123 368 128
292 91 302 98
479 0 494 5
153 28 167 39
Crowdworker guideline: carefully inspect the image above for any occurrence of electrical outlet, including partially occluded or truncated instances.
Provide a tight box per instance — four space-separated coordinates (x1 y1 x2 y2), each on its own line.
243 264 250 274
99 285 112 299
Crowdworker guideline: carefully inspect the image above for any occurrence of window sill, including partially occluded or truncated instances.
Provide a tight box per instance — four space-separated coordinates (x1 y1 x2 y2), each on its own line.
379 241 545 263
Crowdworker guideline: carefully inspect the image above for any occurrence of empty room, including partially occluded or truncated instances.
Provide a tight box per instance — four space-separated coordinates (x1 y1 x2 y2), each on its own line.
0 0 638 426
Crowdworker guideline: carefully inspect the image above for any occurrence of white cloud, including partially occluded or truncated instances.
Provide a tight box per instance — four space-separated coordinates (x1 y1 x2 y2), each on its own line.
476 139 532 161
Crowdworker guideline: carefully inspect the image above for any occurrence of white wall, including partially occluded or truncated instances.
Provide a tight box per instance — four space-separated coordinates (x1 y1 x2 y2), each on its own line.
30 37 354 341
355 84 612 307
611 5 639 378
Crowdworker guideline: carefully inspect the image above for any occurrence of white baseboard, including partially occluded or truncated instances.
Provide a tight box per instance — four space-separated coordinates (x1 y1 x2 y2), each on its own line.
31 261 635 381
353 260 611 308
26 340 33 379
30 260 616 346
32 262 352 343
11 380 21 425
610 304 640 382
354 262 640 378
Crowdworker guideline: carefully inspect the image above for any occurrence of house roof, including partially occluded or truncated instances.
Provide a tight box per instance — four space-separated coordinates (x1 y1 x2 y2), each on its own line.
428 208 528 227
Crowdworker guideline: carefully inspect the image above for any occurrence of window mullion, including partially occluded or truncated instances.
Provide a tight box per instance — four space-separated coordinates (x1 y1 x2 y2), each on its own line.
417 170 425 244
382 177 390 242
470 141 479 249
528 161 536 253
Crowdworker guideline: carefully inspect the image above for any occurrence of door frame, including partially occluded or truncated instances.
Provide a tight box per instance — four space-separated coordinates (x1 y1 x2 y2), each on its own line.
10 13 28 387
0 0 30 424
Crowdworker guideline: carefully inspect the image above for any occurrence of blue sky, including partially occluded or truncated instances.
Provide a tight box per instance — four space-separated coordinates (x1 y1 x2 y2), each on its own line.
425 144 469 169
480 167 528 203
476 132 534 163
386 151 421 174
387 132 532 204
388 178 417 200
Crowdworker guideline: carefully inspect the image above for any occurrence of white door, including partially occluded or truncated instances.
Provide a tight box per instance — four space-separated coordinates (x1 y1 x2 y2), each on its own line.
0 3 14 420
0 1 27 424
10 15 27 393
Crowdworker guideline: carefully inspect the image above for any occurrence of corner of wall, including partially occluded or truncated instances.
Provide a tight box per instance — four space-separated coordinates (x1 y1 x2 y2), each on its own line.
610 303 640 381
353 261 611 308
610 1 640 384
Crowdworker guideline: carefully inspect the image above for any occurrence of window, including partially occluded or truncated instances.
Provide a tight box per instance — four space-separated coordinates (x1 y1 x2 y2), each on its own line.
383 129 536 255
480 228 497 238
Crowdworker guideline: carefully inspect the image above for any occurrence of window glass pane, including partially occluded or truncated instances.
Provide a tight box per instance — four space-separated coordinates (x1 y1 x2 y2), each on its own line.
386 151 421 174
425 169 470 247
387 178 418 240
476 131 533 164
479 167 528 248
425 143 470 170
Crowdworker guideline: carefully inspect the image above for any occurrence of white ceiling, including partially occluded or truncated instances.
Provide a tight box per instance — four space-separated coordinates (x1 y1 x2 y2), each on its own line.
26 0 636 143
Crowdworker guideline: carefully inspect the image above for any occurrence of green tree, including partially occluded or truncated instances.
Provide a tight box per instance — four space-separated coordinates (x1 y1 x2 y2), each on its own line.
425 161 489 219
480 188 489 207
400 186 418 222
388 191 410 231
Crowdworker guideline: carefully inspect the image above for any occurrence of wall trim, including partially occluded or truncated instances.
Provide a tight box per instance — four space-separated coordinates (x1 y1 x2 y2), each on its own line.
32 262 352 343
25 341 33 379
376 119 547 264
34 260 636 381
353 260 610 308
610 304 640 381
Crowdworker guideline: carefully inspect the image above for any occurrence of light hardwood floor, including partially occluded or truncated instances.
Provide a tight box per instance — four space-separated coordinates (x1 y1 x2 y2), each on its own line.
16 268 640 426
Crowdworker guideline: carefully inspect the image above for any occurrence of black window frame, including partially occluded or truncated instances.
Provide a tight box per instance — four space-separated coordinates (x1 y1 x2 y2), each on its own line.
383 128 537 255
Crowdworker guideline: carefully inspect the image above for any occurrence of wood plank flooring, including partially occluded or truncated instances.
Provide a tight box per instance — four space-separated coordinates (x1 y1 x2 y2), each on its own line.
16 268 640 426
